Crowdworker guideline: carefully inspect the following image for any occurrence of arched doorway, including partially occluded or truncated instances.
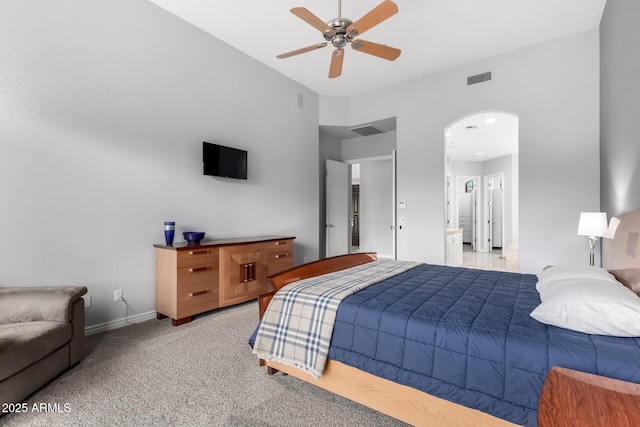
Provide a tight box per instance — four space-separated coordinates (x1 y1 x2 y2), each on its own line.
444 111 519 271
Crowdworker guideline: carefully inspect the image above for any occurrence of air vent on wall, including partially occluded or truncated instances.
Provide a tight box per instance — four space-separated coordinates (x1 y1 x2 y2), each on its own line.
349 124 384 137
467 71 492 86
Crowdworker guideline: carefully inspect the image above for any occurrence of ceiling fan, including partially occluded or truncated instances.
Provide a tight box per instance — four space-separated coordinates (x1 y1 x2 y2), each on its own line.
277 0 401 79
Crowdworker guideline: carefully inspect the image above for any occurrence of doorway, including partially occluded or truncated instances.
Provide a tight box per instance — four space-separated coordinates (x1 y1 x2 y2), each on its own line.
325 155 396 259
444 111 519 271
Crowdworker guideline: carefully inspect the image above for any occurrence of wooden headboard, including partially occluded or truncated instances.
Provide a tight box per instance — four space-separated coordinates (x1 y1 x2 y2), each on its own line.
602 209 640 270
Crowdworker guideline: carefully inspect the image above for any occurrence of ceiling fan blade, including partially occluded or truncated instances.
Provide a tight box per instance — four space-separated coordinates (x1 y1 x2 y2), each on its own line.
351 39 401 61
277 43 328 59
291 7 335 36
346 0 398 38
328 48 345 79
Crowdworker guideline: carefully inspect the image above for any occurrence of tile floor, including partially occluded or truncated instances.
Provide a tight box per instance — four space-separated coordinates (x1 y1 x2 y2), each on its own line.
462 244 512 271
353 244 517 272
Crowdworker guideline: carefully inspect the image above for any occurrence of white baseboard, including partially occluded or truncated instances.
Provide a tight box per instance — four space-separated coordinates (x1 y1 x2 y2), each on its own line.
85 310 157 336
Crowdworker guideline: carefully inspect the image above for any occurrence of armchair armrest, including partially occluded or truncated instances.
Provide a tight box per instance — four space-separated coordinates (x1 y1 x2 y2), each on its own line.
0 286 87 323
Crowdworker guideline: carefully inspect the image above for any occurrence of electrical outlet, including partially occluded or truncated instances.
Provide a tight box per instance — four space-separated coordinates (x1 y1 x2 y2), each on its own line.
114 289 123 302
82 295 91 308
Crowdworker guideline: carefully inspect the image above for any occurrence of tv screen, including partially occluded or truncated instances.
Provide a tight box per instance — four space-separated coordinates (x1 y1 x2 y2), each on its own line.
203 142 247 180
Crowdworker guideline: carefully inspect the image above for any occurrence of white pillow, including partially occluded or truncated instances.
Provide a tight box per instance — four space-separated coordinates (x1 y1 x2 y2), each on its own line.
536 264 617 291
537 277 619 301
530 279 640 337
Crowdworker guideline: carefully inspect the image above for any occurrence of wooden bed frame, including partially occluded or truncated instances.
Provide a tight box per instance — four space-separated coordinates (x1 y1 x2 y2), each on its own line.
256 210 640 427
257 253 517 426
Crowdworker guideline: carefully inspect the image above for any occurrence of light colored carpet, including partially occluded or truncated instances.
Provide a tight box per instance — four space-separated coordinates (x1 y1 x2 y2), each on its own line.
2 301 407 426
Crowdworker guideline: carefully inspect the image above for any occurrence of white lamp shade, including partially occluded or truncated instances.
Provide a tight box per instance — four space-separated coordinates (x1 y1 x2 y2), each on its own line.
577 212 608 237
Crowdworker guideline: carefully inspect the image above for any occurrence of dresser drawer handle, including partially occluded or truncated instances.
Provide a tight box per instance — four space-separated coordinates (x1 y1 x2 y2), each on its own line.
275 241 288 246
189 266 211 272
189 289 210 297
275 254 289 259
242 262 256 282
189 249 210 255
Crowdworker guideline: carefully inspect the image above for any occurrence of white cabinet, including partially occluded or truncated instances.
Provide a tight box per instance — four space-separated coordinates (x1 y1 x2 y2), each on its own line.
446 229 463 266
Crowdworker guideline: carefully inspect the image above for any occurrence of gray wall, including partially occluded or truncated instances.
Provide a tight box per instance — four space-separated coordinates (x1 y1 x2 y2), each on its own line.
341 131 397 161
600 0 640 216
321 29 600 273
0 0 320 328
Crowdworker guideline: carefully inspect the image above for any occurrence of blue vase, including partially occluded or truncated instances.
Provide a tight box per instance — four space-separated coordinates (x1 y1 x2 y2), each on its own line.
164 221 175 245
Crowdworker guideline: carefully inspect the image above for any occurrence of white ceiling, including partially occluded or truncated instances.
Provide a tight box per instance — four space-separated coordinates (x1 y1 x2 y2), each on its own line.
446 112 518 162
148 0 606 97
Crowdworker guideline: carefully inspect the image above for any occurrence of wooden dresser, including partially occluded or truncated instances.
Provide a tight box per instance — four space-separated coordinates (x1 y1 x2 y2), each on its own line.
154 235 295 326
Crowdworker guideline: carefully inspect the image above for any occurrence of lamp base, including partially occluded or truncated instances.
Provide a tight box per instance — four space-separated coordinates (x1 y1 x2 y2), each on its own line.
588 236 597 266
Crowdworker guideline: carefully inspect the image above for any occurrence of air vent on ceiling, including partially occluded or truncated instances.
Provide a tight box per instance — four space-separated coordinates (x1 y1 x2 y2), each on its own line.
349 124 384 137
467 71 492 86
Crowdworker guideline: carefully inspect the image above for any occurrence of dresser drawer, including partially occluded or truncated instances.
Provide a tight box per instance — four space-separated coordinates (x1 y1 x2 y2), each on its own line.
176 287 219 318
177 265 218 293
267 240 293 276
268 253 293 276
177 247 218 268
268 239 293 252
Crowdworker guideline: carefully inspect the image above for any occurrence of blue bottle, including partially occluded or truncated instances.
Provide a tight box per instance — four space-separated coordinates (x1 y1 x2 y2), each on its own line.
164 221 175 245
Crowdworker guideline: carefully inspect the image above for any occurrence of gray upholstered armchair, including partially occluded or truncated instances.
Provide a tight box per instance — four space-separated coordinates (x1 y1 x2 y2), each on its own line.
0 286 87 405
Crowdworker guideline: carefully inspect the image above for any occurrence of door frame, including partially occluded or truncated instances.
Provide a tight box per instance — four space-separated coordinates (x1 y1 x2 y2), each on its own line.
456 175 480 251
484 172 505 253
443 110 519 269
344 154 397 259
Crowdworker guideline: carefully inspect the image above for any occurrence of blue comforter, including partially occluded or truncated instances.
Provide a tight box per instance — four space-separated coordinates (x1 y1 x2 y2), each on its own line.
327 264 640 427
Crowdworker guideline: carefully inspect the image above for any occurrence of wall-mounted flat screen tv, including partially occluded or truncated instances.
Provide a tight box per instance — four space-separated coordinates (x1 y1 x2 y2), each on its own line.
203 142 247 180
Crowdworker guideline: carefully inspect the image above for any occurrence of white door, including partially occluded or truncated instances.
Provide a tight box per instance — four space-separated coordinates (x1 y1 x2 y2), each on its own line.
326 159 351 257
446 174 453 229
459 192 471 242
485 174 504 251
457 178 478 252
491 179 504 248
391 150 398 260
471 189 477 251
487 178 494 252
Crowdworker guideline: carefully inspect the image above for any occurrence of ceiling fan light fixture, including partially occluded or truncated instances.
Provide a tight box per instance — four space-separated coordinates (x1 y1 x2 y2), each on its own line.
277 1 400 78
332 35 348 48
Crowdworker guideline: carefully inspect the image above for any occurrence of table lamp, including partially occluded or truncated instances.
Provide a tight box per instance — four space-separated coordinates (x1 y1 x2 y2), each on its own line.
577 212 608 266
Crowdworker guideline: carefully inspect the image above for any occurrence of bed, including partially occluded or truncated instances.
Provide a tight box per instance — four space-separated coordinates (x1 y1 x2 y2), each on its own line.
250 210 640 426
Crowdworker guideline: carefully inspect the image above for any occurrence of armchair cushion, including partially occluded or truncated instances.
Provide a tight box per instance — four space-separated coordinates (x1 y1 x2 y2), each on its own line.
0 286 87 324
0 322 71 382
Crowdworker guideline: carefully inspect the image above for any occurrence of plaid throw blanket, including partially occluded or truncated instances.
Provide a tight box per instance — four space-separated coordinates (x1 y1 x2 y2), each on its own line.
252 258 420 378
